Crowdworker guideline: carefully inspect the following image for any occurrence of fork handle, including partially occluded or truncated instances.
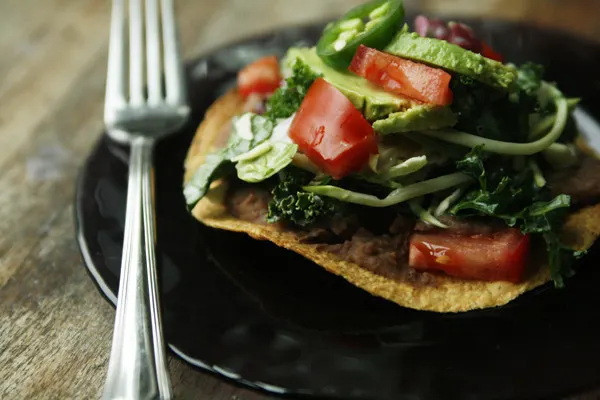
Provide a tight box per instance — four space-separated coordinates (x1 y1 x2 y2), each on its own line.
103 136 172 400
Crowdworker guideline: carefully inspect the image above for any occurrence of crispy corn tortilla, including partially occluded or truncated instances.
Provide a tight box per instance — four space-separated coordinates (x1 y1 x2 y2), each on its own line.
183 89 600 313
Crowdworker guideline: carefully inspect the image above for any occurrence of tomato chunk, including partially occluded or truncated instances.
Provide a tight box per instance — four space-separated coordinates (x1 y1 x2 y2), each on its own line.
481 41 504 63
237 55 281 98
349 45 453 106
288 78 377 179
409 228 530 283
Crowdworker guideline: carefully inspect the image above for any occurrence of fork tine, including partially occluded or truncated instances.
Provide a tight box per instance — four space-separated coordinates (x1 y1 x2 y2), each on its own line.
105 0 127 121
129 0 145 106
160 0 186 105
145 0 162 105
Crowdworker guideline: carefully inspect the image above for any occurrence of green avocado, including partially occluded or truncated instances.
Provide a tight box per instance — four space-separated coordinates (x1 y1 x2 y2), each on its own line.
284 47 413 120
384 30 517 90
373 105 457 134
283 47 457 133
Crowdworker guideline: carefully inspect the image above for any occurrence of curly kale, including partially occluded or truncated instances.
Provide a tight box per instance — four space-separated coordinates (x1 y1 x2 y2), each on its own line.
267 167 341 227
264 58 321 120
450 146 577 287
515 62 545 97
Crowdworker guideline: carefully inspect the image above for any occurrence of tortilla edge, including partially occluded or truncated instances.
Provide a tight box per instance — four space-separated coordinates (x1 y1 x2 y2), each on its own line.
183 89 600 313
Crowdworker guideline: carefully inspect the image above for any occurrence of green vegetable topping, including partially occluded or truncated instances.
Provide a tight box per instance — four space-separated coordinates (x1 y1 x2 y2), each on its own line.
184 59 318 209
433 188 463 217
304 172 472 207
541 143 578 169
265 59 320 120
420 92 568 155
385 155 428 178
183 7 590 290
267 167 342 226
184 113 277 208
450 145 577 286
528 159 546 188
232 142 274 162
409 198 448 228
449 63 547 143
236 142 298 183
316 0 405 70
515 62 545 97
250 114 275 143
183 152 232 207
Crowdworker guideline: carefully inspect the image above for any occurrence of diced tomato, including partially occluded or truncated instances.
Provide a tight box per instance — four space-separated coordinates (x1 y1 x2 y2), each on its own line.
237 55 281 98
288 78 377 179
480 41 504 63
408 228 530 283
349 45 453 106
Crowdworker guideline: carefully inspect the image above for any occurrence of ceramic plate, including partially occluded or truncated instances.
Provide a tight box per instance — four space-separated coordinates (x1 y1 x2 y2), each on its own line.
75 17 600 400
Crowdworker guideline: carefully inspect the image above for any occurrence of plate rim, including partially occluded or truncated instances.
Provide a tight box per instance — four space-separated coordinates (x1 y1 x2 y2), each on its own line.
73 17 600 400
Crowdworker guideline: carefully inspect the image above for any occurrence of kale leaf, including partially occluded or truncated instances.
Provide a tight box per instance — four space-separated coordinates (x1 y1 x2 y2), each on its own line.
543 233 576 288
450 63 545 143
521 195 571 234
264 58 320 120
450 146 575 287
267 166 341 227
455 144 488 188
516 62 544 97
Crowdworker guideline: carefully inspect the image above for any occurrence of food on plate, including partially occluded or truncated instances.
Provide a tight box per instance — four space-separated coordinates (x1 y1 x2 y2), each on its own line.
183 0 600 312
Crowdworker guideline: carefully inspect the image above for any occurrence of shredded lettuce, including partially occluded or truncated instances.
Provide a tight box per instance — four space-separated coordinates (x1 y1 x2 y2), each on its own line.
385 155 428 178
236 142 298 183
541 142 578 169
528 159 546 188
304 172 471 207
183 152 232 207
433 188 463 217
184 113 276 208
409 198 448 228
184 59 318 208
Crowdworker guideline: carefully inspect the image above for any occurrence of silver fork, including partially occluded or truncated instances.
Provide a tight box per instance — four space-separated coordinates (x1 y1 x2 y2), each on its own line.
102 0 189 399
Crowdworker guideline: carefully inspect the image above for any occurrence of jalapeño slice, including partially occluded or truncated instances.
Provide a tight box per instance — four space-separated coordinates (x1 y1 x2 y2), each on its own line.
316 0 405 70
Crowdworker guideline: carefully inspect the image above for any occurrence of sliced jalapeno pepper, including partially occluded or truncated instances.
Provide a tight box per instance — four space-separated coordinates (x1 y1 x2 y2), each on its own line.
316 0 405 70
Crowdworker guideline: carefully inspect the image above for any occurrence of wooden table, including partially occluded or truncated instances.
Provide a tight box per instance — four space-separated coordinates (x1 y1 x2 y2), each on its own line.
1 0 599 398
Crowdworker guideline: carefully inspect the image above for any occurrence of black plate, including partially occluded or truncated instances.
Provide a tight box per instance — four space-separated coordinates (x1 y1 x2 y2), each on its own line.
75 17 600 400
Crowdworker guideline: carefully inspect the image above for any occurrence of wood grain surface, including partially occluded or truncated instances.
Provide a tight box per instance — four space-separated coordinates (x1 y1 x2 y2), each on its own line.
1 0 599 399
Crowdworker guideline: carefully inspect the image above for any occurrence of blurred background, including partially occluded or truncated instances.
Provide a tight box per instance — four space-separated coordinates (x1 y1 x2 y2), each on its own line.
2 0 599 162
178 0 600 56
184 0 600 55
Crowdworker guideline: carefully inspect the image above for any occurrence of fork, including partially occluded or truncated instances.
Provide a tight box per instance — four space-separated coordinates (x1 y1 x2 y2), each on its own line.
101 0 189 399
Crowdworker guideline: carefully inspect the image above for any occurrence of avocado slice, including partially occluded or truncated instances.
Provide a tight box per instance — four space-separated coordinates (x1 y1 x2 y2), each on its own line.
284 47 413 120
373 105 457 134
384 30 517 90
283 47 457 133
